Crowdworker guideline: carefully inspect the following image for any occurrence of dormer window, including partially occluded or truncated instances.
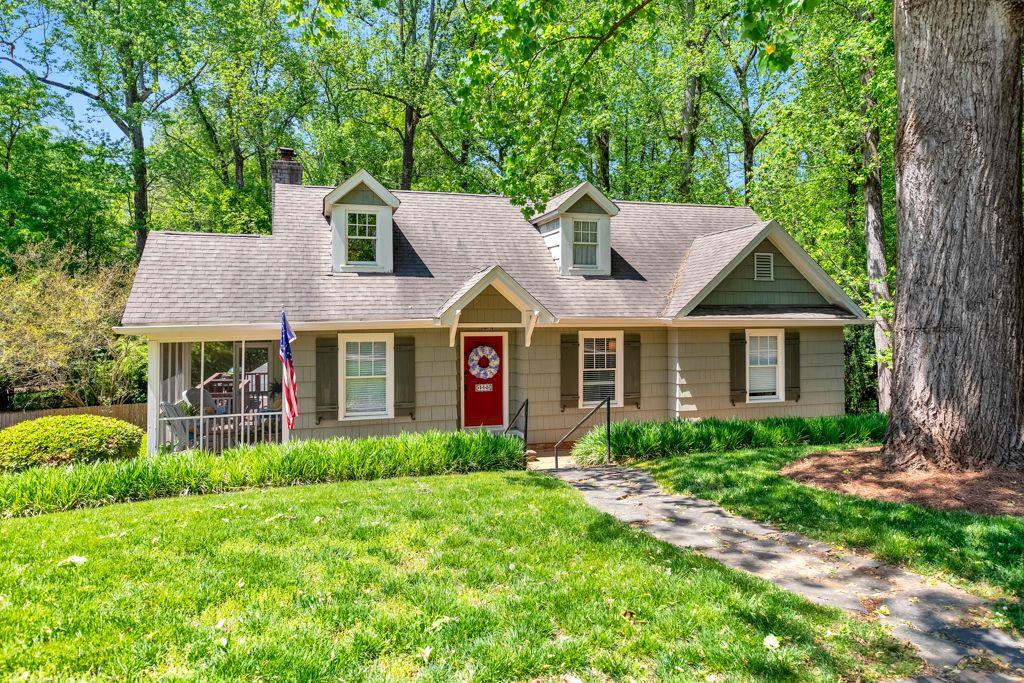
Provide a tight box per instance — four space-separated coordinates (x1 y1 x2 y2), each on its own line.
531 181 619 277
323 170 401 274
572 219 599 267
346 211 378 264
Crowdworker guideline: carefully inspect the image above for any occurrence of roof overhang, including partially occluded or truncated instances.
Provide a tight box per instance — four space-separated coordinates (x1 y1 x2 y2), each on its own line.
323 169 401 217
675 220 867 320
434 265 555 328
531 181 620 225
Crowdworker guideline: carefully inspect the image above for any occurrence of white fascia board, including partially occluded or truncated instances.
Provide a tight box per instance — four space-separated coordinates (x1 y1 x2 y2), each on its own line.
434 265 554 326
323 169 401 216
114 319 437 341
675 221 866 319
531 181 620 224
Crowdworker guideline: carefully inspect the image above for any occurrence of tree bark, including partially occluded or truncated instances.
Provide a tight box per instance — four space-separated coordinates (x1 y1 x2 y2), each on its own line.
401 104 419 190
885 0 1024 469
129 124 149 257
677 73 701 200
861 58 893 414
596 128 611 191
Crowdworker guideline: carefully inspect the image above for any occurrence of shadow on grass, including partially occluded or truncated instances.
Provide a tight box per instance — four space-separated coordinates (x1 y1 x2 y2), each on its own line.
647 446 1024 631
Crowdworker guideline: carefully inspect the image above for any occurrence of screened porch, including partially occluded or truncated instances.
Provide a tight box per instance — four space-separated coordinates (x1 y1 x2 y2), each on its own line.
155 340 283 453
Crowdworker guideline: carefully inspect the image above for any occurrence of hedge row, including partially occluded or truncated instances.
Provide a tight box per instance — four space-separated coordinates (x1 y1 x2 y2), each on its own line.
0 430 525 517
571 413 887 465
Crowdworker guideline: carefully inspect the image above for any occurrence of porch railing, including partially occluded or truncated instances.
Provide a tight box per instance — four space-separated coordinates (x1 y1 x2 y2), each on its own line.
552 396 611 469
157 411 283 454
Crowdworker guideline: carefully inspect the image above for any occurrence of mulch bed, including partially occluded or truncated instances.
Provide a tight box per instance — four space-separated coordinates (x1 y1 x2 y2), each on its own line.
781 447 1024 517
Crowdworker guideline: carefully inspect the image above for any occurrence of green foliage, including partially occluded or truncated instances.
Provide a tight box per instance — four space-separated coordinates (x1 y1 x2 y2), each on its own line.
0 252 144 407
0 472 918 679
572 413 886 464
0 429 525 516
844 325 878 414
0 415 144 473
648 445 1024 630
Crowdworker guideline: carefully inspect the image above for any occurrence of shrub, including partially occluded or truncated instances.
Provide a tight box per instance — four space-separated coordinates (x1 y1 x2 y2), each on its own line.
571 413 887 465
0 429 525 516
0 415 144 472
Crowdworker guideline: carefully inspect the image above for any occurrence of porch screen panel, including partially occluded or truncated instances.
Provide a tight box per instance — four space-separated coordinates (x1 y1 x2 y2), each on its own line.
345 340 387 414
582 336 617 404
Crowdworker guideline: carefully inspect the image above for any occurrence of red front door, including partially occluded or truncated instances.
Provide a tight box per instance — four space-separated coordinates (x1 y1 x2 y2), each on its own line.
463 335 504 427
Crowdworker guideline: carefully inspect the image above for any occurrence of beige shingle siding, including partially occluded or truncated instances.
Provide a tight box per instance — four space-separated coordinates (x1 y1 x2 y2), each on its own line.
565 196 605 214
289 328 459 440
511 328 672 444
671 327 844 419
698 239 829 308
460 286 521 324
337 183 387 206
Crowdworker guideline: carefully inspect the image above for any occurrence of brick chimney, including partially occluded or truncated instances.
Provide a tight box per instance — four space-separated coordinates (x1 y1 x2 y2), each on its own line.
270 147 302 186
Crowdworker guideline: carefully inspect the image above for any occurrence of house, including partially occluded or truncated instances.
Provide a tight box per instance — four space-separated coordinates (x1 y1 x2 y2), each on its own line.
118 149 867 455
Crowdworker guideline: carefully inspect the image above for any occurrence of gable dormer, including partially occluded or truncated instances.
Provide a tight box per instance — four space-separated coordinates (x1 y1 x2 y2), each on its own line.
531 182 619 276
323 170 401 273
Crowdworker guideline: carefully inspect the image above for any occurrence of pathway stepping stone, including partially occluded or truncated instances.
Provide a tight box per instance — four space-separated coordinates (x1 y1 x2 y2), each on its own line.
552 466 1024 682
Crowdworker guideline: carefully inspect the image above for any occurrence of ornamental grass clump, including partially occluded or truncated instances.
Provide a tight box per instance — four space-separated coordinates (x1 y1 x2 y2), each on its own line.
572 413 887 464
0 429 524 517
0 415 143 473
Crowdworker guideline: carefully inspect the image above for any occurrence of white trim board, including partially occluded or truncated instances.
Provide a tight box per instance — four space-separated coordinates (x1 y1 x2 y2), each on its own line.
322 169 400 216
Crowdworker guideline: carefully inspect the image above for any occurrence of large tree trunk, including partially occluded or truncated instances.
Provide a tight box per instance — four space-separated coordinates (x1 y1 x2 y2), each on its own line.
129 125 149 258
861 59 893 414
678 73 701 200
885 1 1024 470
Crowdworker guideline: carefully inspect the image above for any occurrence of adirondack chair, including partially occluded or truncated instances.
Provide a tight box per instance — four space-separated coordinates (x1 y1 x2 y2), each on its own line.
182 387 227 415
159 401 196 451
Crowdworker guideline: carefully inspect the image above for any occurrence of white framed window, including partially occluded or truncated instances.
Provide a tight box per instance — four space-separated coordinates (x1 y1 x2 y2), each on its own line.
572 219 599 267
753 252 774 281
338 332 394 419
579 330 623 408
346 211 378 264
746 328 784 402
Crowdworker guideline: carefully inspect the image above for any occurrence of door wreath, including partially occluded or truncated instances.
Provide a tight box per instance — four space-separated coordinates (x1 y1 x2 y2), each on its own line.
467 345 500 379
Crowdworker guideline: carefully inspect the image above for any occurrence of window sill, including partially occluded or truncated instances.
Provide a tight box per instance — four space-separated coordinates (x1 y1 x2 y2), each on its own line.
568 266 608 276
746 397 784 404
333 264 389 274
338 412 394 422
579 401 623 410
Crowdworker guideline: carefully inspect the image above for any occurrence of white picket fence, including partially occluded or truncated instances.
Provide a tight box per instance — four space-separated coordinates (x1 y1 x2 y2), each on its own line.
0 403 148 430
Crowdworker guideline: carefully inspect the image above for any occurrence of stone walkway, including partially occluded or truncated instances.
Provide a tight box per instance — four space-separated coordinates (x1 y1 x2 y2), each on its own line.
552 466 1024 682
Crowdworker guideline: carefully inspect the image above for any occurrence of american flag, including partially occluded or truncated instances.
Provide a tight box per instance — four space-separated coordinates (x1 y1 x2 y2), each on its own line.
279 311 299 430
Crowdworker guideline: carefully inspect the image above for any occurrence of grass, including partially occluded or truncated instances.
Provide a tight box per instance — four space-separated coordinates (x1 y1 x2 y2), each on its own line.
571 414 886 465
0 472 919 681
645 444 1024 631
0 430 523 517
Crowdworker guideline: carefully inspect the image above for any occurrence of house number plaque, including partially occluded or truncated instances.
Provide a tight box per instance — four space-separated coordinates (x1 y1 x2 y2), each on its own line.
475 383 493 392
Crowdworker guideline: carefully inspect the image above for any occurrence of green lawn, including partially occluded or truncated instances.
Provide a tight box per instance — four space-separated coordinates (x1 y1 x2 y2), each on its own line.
0 472 917 681
646 444 1024 632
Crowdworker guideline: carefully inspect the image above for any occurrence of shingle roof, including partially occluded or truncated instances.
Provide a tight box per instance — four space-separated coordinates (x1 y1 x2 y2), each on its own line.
121 185 764 326
663 221 771 318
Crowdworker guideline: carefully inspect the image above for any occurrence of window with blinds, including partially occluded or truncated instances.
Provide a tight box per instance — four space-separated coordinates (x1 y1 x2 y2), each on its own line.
344 339 388 416
747 333 780 400
753 252 774 281
581 333 620 406
572 219 598 267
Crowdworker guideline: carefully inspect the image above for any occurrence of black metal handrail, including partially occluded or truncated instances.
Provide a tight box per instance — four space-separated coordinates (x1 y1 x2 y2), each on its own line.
553 396 611 469
503 399 529 453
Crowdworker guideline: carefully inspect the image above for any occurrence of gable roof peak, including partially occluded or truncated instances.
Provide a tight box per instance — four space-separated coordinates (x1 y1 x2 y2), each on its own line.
531 180 619 225
323 169 401 216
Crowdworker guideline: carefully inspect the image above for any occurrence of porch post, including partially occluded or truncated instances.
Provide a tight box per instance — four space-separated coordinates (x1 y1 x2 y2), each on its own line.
146 340 160 456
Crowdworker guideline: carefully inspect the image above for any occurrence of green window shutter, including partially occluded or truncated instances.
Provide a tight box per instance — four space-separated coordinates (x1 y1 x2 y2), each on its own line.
785 330 801 402
315 338 338 418
623 333 641 408
560 333 579 411
729 331 746 406
395 336 416 418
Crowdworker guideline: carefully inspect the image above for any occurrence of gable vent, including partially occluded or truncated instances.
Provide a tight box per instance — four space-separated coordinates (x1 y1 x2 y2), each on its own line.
753 252 774 281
